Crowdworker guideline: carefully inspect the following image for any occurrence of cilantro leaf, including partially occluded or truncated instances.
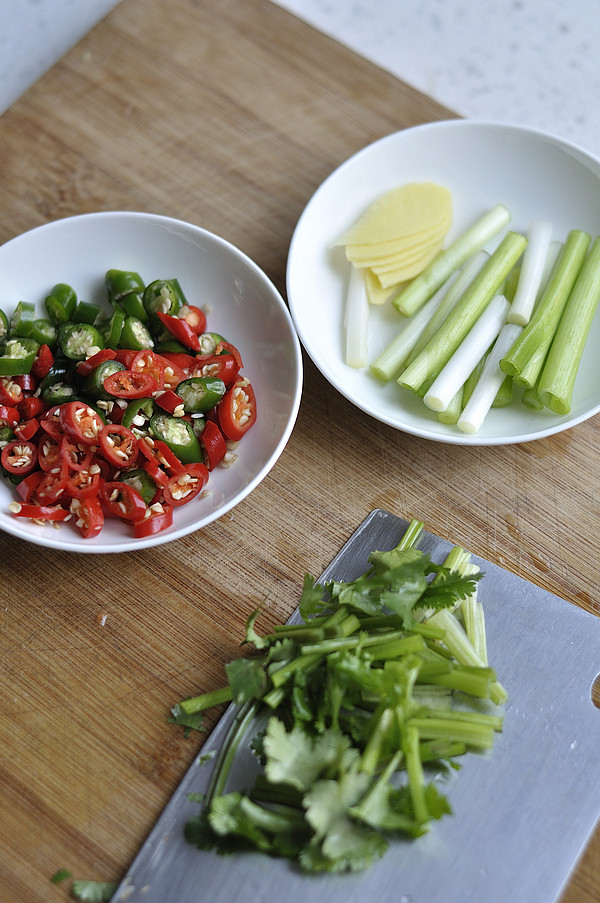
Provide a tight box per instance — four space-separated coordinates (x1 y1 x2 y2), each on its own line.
298 573 328 620
167 704 206 735
225 657 267 703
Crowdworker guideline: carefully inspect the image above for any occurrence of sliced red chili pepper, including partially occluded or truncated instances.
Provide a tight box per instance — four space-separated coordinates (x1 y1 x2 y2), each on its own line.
131 349 166 392
113 349 139 368
98 423 139 469
38 435 62 472
138 436 186 474
190 353 239 388
218 378 257 441
132 501 174 537
215 339 244 370
141 457 169 487
15 470 44 503
156 312 201 351
13 374 37 394
76 348 117 377
37 460 69 504
103 369 159 399
1 439 38 475
69 495 104 538
198 420 227 470
31 344 54 379
59 435 94 472
11 502 70 521
163 462 209 506
14 417 40 441
158 351 198 372
59 401 105 446
0 404 20 430
100 481 147 521
0 376 24 406
155 389 185 415
158 355 188 389
19 396 48 420
66 465 103 499
178 305 207 335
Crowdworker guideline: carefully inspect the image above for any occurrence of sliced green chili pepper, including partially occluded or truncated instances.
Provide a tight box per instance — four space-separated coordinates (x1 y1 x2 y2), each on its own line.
177 375 226 413
0 337 39 376
117 467 157 504
155 339 190 354
143 279 183 317
73 300 102 325
0 425 14 443
10 301 36 338
119 291 148 322
105 269 145 303
81 359 125 399
39 365 77 403
121 396 155 430
31 318 57 347
0 309 9 343
58 323 104 361
102 308 126 349
149 411 203 463
45 283 77 325
120 315 154 350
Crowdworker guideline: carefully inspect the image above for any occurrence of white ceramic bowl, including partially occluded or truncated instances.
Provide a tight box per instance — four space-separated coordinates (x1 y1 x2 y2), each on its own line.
0 212 302 552
287 120 600 445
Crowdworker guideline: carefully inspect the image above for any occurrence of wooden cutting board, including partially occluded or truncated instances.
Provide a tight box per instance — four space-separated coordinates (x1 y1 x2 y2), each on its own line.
0 1 597 901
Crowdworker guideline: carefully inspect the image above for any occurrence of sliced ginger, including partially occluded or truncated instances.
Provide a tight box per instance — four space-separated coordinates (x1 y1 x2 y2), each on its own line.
338 182 452 296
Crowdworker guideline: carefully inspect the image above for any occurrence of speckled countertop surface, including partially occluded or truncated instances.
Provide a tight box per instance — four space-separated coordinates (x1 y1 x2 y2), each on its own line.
1 0 599 155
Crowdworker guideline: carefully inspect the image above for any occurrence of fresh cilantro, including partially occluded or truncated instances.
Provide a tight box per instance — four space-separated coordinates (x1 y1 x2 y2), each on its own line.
172 522 506 874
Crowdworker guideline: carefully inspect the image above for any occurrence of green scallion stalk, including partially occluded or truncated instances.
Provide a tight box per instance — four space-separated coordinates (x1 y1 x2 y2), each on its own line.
423 293 510 412
500 229 591 383
520 386 544 410
404 251 489 368
437 386 463 424
398 231 527 395
491 374 514 407
369 286 446 381
392 204 511 317
537 235 600 414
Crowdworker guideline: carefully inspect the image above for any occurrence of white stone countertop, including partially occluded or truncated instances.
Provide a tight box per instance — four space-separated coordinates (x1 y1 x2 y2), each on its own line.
0 0 599 157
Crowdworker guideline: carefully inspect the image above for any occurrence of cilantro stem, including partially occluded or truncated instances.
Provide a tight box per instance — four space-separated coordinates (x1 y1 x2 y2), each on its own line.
180 684 233 715
404 723 429 825
409 715 495 749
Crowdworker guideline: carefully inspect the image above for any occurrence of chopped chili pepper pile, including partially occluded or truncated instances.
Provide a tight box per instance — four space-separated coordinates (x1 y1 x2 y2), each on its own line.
0 270 257 539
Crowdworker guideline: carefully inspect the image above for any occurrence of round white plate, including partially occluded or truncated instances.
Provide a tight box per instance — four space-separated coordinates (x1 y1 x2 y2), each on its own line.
0 211 303 552
287 120 600 445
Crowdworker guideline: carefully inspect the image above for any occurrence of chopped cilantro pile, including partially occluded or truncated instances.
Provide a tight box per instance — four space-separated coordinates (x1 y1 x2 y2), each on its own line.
171 520 507 873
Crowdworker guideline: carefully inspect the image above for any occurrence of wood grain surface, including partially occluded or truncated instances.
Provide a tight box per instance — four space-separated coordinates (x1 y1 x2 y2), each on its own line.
0 0 597 900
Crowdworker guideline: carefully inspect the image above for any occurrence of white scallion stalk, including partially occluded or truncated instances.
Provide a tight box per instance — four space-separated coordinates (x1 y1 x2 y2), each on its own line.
507 221 553 326
424 294 510 413
344 265 369 368
369 286 446 381
457 322 523 433
392 204 511 317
